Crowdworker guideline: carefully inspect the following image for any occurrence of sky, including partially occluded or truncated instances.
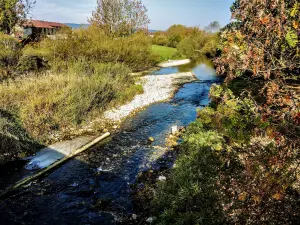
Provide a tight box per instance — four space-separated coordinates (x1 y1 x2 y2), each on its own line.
31 0 234 30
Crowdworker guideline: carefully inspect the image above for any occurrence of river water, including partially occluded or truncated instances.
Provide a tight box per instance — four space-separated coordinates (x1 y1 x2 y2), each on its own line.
0 58 221 225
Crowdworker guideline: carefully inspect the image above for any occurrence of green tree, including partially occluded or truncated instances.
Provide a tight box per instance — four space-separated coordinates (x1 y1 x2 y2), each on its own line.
89 0 150 36
0 0 34 34
166 24 194 47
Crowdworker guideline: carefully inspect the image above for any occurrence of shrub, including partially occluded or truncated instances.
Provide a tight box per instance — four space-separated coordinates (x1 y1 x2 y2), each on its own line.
152 32 168 46
0 34 49 78
151 25 198 48
0 62 142 142
0 33 20 80
166 24 195 48
38 27 158 72
152 84 300 224
17 55 49 73
17 44 49 73
177 31 220 59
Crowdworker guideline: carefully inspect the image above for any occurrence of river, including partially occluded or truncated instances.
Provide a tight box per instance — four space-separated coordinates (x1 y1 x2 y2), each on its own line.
0 57 221 225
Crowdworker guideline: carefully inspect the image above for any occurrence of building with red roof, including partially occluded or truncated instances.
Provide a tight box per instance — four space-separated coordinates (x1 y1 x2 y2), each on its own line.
14 20 68 40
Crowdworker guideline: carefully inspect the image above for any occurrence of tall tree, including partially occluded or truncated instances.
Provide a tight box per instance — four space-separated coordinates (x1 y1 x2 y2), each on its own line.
204 21 220 33
0 0 34 34
89 0 150 36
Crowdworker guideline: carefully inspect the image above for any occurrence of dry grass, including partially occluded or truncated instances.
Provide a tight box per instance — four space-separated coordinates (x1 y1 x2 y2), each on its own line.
0 62 142 144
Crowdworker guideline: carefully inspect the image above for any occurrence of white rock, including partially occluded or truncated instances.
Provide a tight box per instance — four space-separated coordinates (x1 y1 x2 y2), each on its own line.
158 176 167 181
146 217 156 223
132 214 137 220
171 125 178 135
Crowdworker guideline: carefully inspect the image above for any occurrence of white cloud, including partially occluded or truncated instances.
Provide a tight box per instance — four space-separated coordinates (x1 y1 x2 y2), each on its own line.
31 0 96 23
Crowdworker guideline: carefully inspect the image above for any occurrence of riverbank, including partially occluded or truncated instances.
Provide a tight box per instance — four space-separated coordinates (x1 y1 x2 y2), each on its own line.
158 59 191 67
104 72 197 121
20 71 197 170
54 59 195 138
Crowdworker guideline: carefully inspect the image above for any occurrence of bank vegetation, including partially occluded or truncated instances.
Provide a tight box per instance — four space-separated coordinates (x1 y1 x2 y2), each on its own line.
150 0 300 224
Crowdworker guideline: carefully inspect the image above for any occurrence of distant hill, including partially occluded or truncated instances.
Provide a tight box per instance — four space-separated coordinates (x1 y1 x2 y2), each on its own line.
149 29 160 33
65 23 90 29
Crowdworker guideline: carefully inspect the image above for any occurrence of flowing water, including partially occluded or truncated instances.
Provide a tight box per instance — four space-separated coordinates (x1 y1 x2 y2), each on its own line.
0 58 222 225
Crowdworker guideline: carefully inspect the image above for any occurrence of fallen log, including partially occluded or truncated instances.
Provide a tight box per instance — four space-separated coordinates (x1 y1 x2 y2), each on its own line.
0 132 111 200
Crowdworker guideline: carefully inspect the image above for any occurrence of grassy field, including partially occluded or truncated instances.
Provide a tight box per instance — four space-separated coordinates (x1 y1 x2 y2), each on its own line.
152 45 182 61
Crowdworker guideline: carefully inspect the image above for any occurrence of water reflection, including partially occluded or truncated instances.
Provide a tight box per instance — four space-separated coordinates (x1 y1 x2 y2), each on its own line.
151 56 215 76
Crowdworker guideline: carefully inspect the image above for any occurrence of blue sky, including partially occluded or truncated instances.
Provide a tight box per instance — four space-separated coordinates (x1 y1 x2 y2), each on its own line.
32 0 234 30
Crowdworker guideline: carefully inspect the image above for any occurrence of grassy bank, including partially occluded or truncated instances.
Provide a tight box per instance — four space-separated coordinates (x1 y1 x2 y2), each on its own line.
0 63 142 143
151 24 221 60
0 27 156 164
0 63 143 164
152 45 182 61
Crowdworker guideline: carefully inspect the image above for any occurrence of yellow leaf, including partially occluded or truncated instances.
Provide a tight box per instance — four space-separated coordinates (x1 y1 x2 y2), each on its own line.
266 127 275 137
293 20 299 29
214 144 223 151
290 3 299 17
253 195 261 204
238 192 248 201
273 192 283 200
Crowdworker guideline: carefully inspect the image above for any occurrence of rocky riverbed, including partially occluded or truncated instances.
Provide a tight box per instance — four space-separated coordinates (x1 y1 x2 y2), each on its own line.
104 72 197 121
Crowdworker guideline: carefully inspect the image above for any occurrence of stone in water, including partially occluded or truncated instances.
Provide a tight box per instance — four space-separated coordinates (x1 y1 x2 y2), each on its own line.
149 137 155 142
171 126 178 135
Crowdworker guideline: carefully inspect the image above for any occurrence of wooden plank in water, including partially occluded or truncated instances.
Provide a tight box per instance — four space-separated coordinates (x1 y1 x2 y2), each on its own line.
0 132 111 200
26 136 97 170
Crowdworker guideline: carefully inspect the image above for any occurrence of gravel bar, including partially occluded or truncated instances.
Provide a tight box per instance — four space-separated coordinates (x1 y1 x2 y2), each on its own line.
158 59 191 67
104 72 197 121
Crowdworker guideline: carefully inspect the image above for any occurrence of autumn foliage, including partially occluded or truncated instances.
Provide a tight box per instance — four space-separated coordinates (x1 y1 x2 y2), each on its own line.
216 0 300 131
213 0 300 223
152 1 300 224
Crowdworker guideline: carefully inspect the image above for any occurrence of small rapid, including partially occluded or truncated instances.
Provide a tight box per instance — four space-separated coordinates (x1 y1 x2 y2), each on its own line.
0 58 222 225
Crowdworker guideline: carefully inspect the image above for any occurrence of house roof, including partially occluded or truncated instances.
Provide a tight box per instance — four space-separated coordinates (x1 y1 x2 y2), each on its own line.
23 20 67 29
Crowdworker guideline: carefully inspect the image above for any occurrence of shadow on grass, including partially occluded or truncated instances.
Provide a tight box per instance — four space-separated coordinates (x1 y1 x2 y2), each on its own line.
0 110 44 165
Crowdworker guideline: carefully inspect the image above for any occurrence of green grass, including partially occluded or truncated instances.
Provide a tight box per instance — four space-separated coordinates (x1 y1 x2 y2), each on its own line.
151 45 182 61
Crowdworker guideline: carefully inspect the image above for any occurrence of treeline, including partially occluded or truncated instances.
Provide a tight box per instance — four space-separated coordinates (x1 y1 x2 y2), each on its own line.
151 0 300 224
152 23 221 58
